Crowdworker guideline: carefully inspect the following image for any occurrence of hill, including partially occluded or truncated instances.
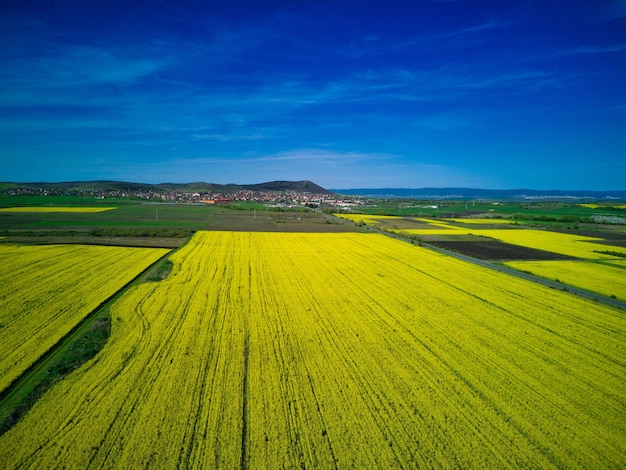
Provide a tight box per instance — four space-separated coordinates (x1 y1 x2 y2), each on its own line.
4 181 624 201
0 180 333 195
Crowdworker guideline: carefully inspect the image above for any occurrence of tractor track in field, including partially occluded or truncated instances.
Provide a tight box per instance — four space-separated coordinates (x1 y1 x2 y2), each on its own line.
240 332 250 470
0 249 173 436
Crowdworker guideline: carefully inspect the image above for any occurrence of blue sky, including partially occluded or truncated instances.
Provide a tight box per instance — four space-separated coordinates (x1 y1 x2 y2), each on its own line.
1 1 625 189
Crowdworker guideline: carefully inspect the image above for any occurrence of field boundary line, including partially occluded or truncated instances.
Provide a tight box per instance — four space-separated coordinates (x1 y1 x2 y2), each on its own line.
0 248 174 434
420 242 626 310
334 215 626 311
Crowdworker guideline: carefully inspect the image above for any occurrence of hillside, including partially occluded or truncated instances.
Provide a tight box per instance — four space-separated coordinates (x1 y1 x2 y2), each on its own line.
4 181 624 201
0 180 333 195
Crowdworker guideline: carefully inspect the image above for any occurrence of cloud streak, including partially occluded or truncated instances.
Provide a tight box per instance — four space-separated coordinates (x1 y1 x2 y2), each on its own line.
571 44 626 54
75 149 486 189
0 1 624 189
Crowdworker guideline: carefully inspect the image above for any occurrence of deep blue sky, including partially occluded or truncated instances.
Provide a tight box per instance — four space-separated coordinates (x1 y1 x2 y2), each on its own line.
1 1 625 189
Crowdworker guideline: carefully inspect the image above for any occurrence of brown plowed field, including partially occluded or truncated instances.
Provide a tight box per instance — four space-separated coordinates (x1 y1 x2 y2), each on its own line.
428 240 577 261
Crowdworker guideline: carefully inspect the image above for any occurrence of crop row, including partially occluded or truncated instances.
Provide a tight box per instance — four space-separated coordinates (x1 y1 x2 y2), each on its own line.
336 214 626 300
0 244 169 393
443 218 515 224
0 231 624 468
461 228 626 259
338 213 626 259
504 259 626 300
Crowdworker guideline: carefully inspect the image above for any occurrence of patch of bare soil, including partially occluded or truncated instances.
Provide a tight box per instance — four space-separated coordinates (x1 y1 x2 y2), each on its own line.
551 228 626 247
373 217 437 230
428 240 577 261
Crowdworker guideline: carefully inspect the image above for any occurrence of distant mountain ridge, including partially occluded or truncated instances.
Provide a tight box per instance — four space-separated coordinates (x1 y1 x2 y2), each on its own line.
331 187 626 200
0 180 333 195
3 181 625 200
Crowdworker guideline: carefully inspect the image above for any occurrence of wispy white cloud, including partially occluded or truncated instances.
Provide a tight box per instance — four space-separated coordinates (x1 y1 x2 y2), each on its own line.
300 65 558 107
607 102 626 110
436 20 519 39
256 149 392 165
41 45 170 86
191 133 269 142
0 44 173 110
460 70 557 91
344 18 519 60
79 149 397 186
75 147 495 189
1 2 623 189
570 44 626 54
596 1 626 21
412 113 475 132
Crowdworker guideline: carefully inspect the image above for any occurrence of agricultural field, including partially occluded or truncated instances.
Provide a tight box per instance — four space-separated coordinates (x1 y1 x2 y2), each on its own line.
337 214 626 259
463 229 626 259
337 213 473 233
0 244 169 394
580 203 626 210
0 200 350 238
335 213 626 301
504 260 626 301
427 241 576 261
1 231 624 468
0 207 117 213
349 198 626 220
443 218 516 225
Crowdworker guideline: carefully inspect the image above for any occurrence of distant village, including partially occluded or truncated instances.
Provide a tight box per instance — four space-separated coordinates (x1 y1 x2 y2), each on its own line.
4 185 364 209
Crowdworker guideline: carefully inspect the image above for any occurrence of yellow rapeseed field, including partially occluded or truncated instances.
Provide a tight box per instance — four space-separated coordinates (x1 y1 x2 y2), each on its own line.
470 228 626 259
0 244 169 393
411 217 468 229
333 213 386 227
444 218 515 224
0 231 624 468
0 207 116 212
336 214 471 233
505 260 626 300
342 215 626 260
578 203 626 209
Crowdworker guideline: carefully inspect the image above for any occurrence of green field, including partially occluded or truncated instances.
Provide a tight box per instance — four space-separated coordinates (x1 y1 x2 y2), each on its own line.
349 199 626 223
0 199 354 247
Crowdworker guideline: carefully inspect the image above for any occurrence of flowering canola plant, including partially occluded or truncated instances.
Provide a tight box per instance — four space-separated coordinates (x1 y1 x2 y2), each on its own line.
1 231 624 468
333 213 389 227
0 244 169 393
468 228 626 259
443 218 515 224
505 260 626 301
340 215 626 260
